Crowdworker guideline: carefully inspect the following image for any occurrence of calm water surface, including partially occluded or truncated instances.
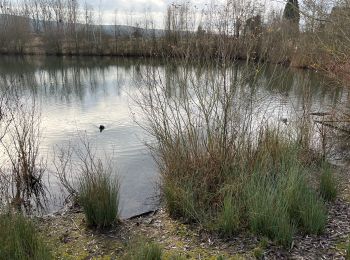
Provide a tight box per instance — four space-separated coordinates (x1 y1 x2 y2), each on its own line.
0 56 347 218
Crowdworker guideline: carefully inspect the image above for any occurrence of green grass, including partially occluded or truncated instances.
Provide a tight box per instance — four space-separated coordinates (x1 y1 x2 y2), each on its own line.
217 193 241 237
157 128 329 247
346 240 350 260
246 146 327 245
163 179 199 222
78 160 119 229
246 173 295 247
125 239 162 260
253 247 264 259
320 163 337 201
298 188 327 234
0 213 51 260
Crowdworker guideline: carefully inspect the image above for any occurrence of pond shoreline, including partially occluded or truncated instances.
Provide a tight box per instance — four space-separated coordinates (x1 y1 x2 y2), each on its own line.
38 199 350 259
35 164 350 259
1 54 349 259
0 52 314 72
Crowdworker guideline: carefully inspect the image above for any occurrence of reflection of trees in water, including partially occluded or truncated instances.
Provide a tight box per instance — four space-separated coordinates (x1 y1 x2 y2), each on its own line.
0 57 166 103
0 58 347 123
0 56 344 108
263 64 346 107
160 61 346 108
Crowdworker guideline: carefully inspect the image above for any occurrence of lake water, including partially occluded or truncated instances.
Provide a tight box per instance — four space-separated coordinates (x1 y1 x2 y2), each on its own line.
0 56 347 218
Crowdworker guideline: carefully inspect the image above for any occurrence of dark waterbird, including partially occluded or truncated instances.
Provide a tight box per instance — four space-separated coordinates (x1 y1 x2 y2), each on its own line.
280 118 288 125
99 125 105 132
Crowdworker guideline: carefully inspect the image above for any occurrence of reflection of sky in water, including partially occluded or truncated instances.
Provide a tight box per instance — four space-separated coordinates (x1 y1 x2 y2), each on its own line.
0 56 347 218
38 65 157 218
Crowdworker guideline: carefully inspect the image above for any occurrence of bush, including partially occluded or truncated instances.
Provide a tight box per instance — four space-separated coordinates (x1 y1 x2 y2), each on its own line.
138 63 330 247
78 160 119 229
156 128 328 246
0 213 51 260
320 163 337 201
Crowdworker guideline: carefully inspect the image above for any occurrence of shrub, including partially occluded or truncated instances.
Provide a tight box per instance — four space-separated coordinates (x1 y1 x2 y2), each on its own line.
138 63 330 247
0 213 51 260
78 160 119 229
320 163 337 201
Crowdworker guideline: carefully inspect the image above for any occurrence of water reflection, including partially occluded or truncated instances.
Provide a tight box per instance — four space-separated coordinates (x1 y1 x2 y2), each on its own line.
0 56 347 217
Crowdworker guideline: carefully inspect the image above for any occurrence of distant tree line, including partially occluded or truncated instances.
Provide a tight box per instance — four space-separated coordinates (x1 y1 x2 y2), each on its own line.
0 0 349 83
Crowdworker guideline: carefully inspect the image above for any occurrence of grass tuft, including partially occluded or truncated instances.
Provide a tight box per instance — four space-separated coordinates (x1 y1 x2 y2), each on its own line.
125 239 162 260
159 130 328 247
217 193 241 237
78 160 119 229
0 213 51 260
320 163 337 201
246 173 295 247
298 188 327 234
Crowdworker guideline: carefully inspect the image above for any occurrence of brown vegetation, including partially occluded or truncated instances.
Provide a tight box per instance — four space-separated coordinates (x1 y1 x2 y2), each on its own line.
0 0 349 83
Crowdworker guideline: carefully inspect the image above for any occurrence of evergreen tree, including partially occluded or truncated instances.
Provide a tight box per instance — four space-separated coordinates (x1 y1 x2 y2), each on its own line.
283 0 300 24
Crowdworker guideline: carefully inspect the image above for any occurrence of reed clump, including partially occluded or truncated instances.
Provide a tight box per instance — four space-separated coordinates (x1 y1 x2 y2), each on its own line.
77 159 119 229
138 63 331 247
0 213 51 260
320 162 337 202
159 128 328 247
